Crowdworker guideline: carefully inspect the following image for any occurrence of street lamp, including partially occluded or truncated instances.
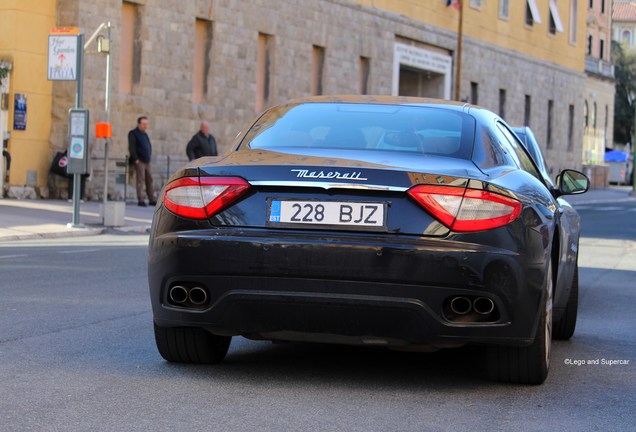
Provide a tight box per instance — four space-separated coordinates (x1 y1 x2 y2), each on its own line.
629 92 636 195
85 22 113 220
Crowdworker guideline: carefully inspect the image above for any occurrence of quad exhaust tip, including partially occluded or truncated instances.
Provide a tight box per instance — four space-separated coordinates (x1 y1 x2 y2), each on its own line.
169 285 188 304
449 296 472 315
446 295 497 321
189 287 208 305
168 284 209 307
473 297 495 315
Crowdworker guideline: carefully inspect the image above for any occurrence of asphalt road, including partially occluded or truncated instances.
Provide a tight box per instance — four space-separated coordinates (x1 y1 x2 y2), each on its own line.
0 202 634 431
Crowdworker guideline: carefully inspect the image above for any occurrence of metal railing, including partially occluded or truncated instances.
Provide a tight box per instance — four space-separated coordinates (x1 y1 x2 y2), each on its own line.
88 155 189 201
584 56 615 79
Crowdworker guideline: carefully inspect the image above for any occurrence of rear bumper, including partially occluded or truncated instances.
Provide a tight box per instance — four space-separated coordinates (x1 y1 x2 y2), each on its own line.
148 227 546 347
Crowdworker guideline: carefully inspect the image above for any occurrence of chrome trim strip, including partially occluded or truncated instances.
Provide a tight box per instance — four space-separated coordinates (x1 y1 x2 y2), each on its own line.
249 180 407 192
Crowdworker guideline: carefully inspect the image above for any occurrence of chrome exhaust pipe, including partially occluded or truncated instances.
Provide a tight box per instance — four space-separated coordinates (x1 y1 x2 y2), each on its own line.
450 296 472 315
169 285 188 304
473 297 495 315
188 286 208 305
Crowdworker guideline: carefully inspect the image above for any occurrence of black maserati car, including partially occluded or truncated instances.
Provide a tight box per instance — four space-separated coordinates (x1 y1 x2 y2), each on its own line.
148 96 589 384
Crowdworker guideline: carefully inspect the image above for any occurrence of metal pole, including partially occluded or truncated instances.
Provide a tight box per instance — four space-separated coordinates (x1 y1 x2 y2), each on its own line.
102 22 112 222
71 33 84 227
454 0 464 101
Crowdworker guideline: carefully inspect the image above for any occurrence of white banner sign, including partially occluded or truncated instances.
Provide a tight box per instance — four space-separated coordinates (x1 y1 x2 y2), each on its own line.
48 35 78 81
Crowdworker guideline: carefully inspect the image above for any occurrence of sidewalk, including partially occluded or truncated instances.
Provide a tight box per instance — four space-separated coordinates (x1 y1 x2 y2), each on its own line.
1 186 634 242
565 185 636 205
0 199 155 242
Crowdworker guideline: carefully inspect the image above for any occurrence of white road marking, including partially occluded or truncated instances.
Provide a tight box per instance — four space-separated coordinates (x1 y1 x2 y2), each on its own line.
0 254 28 259
58 248 102 254
576 206 632 212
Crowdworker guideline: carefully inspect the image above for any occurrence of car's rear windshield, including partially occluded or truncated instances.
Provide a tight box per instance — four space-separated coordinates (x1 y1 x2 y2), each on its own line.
240 102 475 160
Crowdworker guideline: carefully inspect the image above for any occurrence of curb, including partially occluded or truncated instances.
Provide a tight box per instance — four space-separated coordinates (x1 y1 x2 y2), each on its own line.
0 227 106 242
109 225 152 234
568 197 636 206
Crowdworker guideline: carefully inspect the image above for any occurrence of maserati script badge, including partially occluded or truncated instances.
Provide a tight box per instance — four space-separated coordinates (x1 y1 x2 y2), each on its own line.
291 169 368 181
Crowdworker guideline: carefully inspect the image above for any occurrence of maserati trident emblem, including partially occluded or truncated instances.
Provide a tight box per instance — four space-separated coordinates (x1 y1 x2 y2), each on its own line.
291 169 368 181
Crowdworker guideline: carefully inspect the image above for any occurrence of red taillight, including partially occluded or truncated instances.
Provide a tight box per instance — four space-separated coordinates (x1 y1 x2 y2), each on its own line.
407 185 521 232
163 176 250 220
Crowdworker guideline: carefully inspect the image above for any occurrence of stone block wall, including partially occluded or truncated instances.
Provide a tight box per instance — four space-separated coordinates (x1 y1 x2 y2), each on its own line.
47 0 587 199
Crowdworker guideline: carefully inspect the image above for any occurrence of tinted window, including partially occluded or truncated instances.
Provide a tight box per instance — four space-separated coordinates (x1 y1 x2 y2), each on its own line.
512 127 553 186
241 103 475 160
496 123 543 182
472 125 516 169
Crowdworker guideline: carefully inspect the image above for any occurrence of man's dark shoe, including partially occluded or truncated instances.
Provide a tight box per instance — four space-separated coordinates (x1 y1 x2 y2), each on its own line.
148 201 157 206
138 201 147 207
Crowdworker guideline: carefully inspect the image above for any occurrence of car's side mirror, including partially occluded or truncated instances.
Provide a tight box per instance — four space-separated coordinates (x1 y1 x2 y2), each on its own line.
555 169 590 196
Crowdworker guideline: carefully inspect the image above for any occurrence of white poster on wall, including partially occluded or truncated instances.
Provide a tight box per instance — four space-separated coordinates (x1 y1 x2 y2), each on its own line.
392 42 452 99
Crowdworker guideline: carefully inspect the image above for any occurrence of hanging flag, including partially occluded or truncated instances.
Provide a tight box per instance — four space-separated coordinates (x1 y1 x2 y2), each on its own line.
446 0 461 10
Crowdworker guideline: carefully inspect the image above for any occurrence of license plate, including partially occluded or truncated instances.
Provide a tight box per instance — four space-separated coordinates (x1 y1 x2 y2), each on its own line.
268 200 386 230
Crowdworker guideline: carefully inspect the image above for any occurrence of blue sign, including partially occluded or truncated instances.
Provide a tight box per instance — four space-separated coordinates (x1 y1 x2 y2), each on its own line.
13 94 27 131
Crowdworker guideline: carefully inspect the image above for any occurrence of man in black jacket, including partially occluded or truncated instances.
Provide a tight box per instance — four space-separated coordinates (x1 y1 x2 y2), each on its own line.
128 116 156 207
186 121 218 161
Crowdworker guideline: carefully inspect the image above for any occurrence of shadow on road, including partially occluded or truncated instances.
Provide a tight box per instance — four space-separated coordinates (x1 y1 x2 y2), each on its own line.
157 341 516 390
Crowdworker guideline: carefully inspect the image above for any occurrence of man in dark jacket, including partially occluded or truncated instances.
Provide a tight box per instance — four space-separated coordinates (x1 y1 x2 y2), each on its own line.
128 116 156 207
186 121 218 161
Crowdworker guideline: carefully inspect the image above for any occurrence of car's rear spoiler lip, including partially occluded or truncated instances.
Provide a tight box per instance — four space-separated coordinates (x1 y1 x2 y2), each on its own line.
248 180 408 192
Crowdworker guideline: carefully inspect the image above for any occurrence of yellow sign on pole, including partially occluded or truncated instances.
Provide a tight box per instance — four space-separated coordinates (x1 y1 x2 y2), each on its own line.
50 27 79 35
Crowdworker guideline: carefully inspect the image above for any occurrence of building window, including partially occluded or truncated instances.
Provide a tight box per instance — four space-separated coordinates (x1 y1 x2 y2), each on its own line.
547 99 554 149
470 82 479 105
192 19 212 104
524 95 532 126
469 0 483 9
623 29 632 45
592 102 597 129
526 0 542 26
499 89 506 120
589 0 593 8
119 1 142 94
359 56 370 95
548 0 564 35
601 0 605 14
604 104 609 131
499 0 509 19
567 104 574 151
584 100 589 127
587 35 593 55
256 33 274 112
311 45 325 96
599 39 605 59
569 0 578 44
549 12 557 34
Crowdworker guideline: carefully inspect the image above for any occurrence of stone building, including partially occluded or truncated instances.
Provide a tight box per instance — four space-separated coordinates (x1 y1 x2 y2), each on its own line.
1 0 590 199
582 0 615 187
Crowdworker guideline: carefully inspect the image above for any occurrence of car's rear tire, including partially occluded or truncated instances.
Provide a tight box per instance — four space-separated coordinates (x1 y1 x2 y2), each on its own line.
153 323 231 364
485 260 552 385
553 264 579 340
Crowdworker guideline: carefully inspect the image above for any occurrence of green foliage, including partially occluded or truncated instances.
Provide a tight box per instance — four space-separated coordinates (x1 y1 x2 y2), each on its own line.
612 41 636 145
0 66 8 87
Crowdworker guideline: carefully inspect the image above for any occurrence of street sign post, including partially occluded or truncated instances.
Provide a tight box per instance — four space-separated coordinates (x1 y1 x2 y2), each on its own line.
48 27 85 226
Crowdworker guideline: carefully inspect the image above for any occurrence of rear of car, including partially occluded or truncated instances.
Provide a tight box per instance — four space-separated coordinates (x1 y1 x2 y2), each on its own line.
149 97 569 384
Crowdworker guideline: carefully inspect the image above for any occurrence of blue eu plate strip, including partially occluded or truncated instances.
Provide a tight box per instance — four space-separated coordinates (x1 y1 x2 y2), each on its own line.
269 200 281 222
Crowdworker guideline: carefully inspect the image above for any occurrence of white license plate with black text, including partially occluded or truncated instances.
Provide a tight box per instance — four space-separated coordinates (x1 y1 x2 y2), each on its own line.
268 200 386 229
